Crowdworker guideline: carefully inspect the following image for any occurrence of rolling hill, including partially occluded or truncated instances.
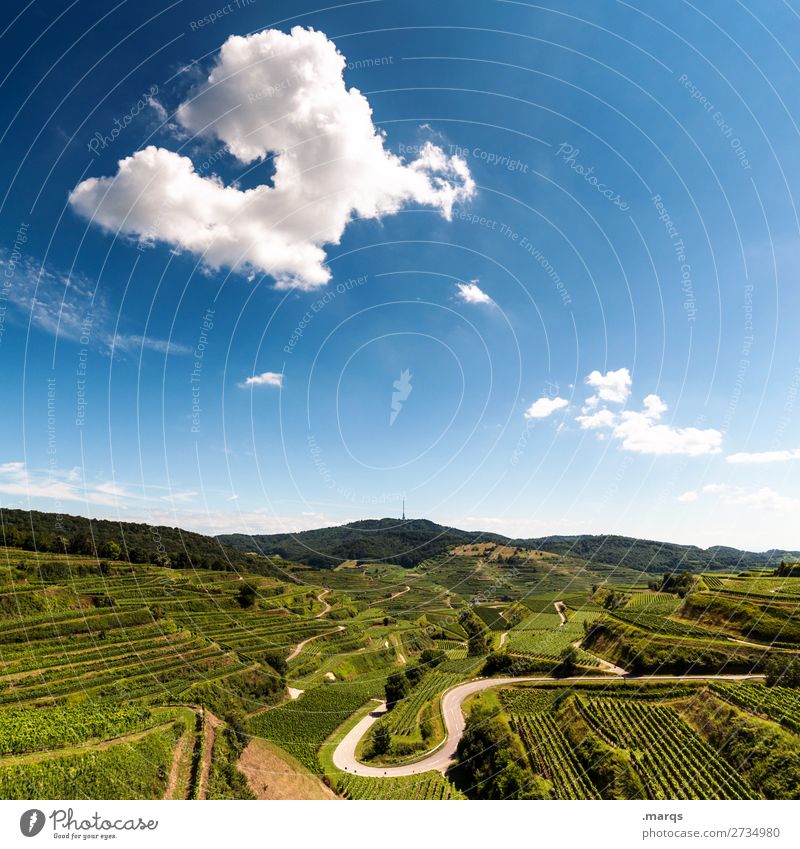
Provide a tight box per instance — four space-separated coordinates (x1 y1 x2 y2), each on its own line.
218 518 799 572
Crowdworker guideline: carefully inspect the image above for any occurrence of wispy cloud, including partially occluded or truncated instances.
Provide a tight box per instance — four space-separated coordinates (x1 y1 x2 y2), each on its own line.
0 251 191 356
678 482 800 512
727 448 800 464
0 461 196 510
239 371 283 388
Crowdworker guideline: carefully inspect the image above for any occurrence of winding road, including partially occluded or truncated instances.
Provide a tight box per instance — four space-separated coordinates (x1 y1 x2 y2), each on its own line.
331 673 764 778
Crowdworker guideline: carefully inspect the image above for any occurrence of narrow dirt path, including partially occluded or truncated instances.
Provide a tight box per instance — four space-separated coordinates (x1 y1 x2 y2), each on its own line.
197 711 223 800
314 589 332 619
554 601 567 626
389 585 411 600
498 631 509 648
164 717 196 800
571 639 627 676
287 625 346 662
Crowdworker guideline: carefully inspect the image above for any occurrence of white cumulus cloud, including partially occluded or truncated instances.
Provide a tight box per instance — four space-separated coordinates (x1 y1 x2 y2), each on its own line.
240 371 283 388
611 394 722 456
69 27 474 290
584 367 632 408
456 281 493 305
575 369 722 457
524 396 568 419
576 408 617 430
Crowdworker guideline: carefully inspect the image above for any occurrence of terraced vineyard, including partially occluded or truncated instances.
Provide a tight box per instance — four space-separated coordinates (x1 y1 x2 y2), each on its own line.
513 713 599 799
580 698 757 799
385 670 462 737
711 682 800 732
0 525 797 801
506 609 600 664
248 682 380 773
335 771 465 799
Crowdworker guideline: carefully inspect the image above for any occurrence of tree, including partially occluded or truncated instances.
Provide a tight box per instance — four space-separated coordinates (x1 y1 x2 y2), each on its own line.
237 583 258 609
372 723 391 755
554 646 579 678
455 703 532 799
405 664 425 688
765 655 800 687
385 672 410 710
460 609 491 657
99 540 121 560
419 648 446 668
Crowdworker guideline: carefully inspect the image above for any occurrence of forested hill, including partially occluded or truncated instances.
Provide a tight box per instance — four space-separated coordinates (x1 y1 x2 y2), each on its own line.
520 534 799 572
219 518 508 567
0 507 285 577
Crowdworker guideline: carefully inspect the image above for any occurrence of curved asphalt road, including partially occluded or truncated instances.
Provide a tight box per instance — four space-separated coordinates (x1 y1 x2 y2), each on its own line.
332 673 764 778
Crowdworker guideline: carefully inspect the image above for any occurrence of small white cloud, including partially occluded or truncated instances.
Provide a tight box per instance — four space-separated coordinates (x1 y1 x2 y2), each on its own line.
456 281 493 305
584 367 632 407
677 490 699 503
577 408 617 430
727 448 800 464
240 371 283 388
524 396 568 419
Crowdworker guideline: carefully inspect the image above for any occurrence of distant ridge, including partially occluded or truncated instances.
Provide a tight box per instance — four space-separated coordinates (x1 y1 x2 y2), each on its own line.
219 518 799 572
1 505 794 574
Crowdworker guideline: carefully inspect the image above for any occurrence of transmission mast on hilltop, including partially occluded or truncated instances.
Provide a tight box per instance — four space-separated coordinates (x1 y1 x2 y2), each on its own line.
402 498 405 521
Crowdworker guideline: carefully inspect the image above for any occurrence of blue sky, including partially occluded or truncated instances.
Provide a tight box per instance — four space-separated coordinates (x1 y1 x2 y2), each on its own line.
1 0 800 550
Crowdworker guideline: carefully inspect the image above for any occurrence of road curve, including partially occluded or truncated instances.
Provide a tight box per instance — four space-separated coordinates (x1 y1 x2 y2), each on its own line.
331 673 764 778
